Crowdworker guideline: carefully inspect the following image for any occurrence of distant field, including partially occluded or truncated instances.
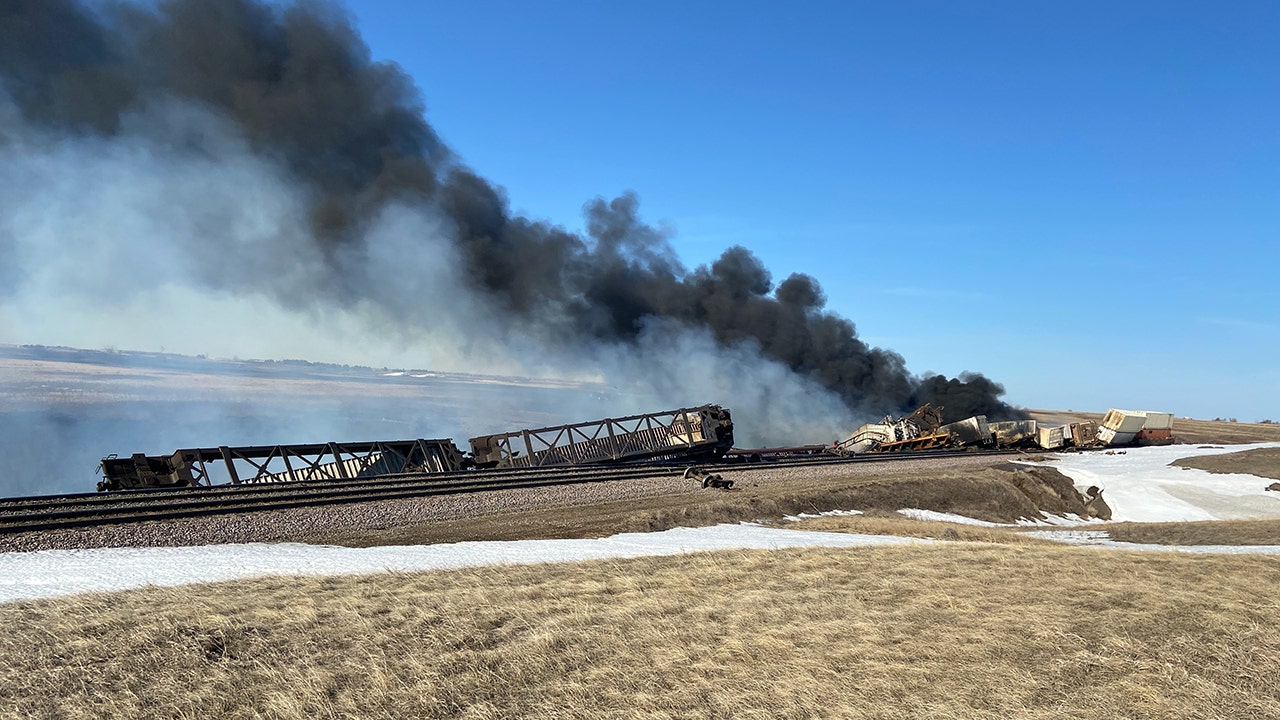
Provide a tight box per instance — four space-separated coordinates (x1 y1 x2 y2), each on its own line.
3 544 1277 719
1172 447 1280 481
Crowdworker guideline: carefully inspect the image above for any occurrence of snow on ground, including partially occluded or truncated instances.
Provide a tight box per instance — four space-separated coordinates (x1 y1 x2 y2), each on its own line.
1040 442 1280 523
0 524 924 604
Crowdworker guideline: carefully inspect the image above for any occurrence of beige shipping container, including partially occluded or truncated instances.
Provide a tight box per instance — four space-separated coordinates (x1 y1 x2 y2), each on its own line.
1037 425 1067 449
1140 412 1174 430
1070 421 1099 447
1101 409 1149 434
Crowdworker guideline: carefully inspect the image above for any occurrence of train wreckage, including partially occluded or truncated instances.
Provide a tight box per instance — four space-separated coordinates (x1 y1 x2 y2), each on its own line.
830 406 1176 455
97 405 735 491
97 400 1174 492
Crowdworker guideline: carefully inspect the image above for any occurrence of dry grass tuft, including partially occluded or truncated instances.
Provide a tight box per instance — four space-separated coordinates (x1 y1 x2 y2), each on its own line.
1102 518 1280 546
2 544 1278 719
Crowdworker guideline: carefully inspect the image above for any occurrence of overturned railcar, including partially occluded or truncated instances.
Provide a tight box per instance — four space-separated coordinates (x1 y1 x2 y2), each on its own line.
98 439 468 491
469 405 734 469
990 420 1038 447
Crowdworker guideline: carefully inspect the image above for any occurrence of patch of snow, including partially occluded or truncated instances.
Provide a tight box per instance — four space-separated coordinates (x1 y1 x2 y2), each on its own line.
782 509 864 522
1033 442 1280 523
0 524 924 604
896 509 1004 527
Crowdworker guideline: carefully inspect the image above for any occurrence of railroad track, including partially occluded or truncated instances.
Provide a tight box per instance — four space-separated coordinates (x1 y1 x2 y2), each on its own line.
0 448 1031 534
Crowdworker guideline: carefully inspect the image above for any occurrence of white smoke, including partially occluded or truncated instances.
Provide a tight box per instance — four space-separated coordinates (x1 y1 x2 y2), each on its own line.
0 94 858 497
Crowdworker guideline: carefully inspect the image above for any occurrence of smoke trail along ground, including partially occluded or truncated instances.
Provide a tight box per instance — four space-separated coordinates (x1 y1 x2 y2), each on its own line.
0 0 1017 424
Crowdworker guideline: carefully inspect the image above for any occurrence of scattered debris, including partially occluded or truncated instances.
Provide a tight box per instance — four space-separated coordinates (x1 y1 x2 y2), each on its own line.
683 466 734 490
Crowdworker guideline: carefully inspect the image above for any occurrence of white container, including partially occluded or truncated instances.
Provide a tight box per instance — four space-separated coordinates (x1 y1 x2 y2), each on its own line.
1101 409 1148 434
1097 427 1137 446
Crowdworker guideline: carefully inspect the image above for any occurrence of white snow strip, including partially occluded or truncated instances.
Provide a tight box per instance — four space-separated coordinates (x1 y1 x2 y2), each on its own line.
897 509 1005 527
1034 442 1280 523
783 509 864 521
0 524 923 604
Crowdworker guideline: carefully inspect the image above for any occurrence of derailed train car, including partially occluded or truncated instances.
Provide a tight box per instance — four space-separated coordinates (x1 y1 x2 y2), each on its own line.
98 404 734 491
97 439 468 491
832 405 996 454
834 405 1176 456
469 405 734 469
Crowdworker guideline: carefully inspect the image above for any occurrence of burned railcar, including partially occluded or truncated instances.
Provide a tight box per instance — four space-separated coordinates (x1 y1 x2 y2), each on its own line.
97 404 735 491
97 439 468 491
469 405 734 469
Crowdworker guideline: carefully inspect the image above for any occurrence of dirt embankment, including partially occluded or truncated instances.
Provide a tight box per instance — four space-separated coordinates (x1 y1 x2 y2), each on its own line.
1029 410 1280 445
325 461 1108 548
1171 447 1280 481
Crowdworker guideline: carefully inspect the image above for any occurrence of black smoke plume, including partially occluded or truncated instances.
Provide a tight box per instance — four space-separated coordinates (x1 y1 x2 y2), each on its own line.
0 0 1018 423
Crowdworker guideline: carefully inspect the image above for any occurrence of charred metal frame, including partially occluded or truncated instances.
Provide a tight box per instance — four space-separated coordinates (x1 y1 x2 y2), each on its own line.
99 439 465 491
469 405 733 469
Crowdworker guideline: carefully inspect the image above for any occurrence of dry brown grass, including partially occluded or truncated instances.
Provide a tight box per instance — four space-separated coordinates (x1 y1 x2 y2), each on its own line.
1171 447 1280 481
1101 518 1280 546
2 544 1278 719
1030 410 1280 445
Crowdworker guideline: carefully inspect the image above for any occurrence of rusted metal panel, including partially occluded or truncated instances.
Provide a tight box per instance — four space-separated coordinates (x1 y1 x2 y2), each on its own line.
1135 427 1174 445
468 405 734 469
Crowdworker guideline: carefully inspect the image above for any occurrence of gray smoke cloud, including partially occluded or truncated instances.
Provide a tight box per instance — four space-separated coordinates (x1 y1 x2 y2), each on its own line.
0 0 1018 439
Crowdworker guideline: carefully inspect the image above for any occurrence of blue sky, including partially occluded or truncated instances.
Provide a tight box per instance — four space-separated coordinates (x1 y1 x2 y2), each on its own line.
339 1 1277 419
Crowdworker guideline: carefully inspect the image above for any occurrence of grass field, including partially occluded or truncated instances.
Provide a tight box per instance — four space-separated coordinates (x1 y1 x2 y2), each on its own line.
1172 447 1280 481
2 543 1278 719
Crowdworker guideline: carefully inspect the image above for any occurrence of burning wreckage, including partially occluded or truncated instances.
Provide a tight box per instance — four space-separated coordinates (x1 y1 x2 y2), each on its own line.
830 405 1176 455
96 398 1175 493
